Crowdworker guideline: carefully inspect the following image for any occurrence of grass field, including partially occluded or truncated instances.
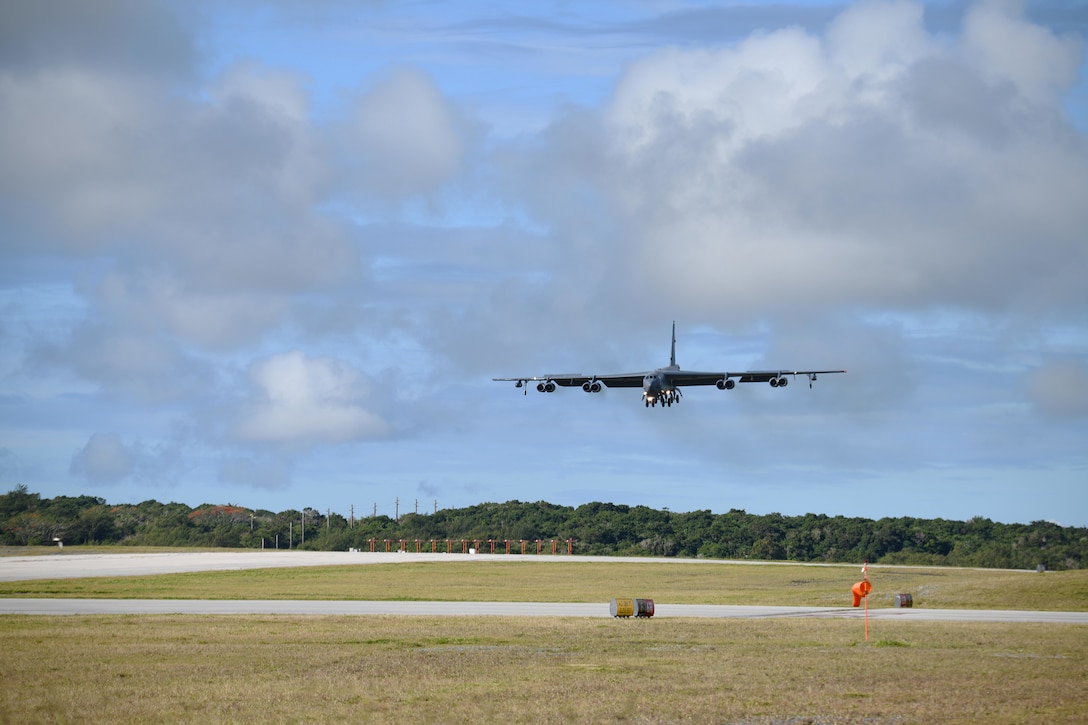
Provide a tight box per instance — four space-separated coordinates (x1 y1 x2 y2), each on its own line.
2 557 1086 723
3 559 1088 611
1 615 1085 723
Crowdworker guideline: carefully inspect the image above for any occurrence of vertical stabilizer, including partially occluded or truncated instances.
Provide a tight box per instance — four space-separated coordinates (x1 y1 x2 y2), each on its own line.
670 321 677 367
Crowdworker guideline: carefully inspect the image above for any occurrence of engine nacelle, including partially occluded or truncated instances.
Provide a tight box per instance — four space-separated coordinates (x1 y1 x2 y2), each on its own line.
716 378 736 390
537 381 556 393
582 380 602 393
769 376 788 388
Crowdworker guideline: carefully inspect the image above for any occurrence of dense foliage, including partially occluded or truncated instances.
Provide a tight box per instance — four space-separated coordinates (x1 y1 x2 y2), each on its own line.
2 486 1085 570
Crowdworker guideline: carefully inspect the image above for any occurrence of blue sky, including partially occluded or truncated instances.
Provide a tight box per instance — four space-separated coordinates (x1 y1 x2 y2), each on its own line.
2 0 1087 526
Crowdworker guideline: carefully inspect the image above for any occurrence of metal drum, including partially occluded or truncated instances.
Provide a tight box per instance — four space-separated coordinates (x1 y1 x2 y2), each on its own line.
610 598 654 617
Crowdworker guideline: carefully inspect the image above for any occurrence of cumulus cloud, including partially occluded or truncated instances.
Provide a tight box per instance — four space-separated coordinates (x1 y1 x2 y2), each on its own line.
69 432 135 483
332 67 471 201
235 351 391 444
0 57 359 329
963 0 1084 104
0 0 197 80
512 0 1088 323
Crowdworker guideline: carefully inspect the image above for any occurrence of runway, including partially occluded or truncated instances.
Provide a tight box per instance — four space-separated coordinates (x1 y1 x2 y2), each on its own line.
2 598 1086 622
0 550 469 581
0 549 862 581
1 551 1085 624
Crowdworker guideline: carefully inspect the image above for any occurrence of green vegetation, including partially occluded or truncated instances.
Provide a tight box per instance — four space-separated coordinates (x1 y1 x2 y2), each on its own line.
4 486 1087 569
4 561 1087 611
2 615 1085 723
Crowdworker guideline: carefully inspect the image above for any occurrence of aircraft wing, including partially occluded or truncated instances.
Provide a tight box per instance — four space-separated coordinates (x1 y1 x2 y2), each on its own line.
665 369 846 386
493 322 844 400
492 372 646 389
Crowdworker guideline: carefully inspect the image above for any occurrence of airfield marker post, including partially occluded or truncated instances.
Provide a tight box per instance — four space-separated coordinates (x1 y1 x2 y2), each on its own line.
864 562 870 641
861 561 868 641
850 561 872 641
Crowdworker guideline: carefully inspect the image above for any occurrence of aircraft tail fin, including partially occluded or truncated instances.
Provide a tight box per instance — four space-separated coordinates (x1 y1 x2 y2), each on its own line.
670 321 676 367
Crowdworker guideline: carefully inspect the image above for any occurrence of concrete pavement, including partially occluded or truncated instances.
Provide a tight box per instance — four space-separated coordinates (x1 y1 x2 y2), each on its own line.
1 551 1084 623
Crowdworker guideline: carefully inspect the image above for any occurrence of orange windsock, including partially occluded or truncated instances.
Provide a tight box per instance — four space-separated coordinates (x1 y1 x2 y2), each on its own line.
851 579 872 607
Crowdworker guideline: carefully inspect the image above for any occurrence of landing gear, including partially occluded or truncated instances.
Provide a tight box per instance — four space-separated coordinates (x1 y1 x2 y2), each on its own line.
645 390 681 408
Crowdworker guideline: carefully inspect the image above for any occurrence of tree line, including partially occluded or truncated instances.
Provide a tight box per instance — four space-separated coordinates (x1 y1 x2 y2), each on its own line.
2 486 1085 570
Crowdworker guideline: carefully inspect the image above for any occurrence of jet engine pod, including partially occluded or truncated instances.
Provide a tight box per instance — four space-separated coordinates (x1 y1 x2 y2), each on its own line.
716 378 736 390
769 376 788 388
582 380 602 393
537 381 556 393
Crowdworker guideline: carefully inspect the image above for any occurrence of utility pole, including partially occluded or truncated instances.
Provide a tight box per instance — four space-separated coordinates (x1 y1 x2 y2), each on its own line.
434 499 437 514
395 497 400 522
372 502 377 518
301 510 305 545
327 508 331 531
415 498 418 515
350 504 354 528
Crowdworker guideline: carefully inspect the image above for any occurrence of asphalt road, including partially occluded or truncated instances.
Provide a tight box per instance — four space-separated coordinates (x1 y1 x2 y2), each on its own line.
1 551 1085 623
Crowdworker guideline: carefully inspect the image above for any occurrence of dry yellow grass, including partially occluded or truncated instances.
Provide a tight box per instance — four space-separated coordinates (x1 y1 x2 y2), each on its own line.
1 615 1085 723
3 560 1086 611
3 558 1086 722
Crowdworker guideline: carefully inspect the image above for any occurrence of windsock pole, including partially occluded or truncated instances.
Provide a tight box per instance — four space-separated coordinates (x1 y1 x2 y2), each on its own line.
851 562 873 641
862 561 869 641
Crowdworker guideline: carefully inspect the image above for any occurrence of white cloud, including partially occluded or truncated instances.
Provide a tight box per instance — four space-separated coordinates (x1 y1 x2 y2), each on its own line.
0 51 361 358
333 66 471 201
566 0 1088 320
826 0 931 79
69 432 134 483
235 351 391 444
963 0 1084 104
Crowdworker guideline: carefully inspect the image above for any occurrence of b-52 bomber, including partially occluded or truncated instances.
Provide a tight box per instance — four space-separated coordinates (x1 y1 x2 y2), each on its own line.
494 322 845 408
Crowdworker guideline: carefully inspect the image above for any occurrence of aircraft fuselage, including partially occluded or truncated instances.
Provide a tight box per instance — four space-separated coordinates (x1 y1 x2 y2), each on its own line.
643 366 681 407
